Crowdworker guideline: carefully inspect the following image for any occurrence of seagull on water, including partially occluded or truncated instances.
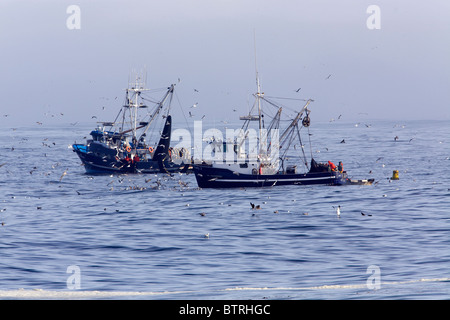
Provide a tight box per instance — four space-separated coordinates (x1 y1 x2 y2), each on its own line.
332 205 341 217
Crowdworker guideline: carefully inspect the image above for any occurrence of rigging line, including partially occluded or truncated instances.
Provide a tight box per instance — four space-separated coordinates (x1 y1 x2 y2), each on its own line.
281 128 297 163
138 86 174 142
174 90 192 136
140 96 160 104
120 89 130 133
109 108 123 133
306 125 313 160
145 100 166 148
259 95 286 111
263 96 313 116
166 87 174 115
280 123 294 152
139 87 168 94
260 100 282 122
244 97 259 118
296 124 309 170
141 88 173 106
237 120 251 146
266 108 281 132
264 95 311 101
264 108 282 154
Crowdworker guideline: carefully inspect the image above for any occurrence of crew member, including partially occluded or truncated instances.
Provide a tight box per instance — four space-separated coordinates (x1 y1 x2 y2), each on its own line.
328 161 337 171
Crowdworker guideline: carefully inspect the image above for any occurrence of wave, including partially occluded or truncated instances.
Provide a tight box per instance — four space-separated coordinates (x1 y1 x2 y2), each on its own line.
1 277 448 299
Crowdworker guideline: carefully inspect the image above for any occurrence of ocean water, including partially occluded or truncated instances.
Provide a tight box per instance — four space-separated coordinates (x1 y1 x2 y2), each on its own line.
0 119 449 300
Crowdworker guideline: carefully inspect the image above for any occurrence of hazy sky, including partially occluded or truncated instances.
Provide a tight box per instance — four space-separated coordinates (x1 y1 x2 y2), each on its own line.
1 0 449 126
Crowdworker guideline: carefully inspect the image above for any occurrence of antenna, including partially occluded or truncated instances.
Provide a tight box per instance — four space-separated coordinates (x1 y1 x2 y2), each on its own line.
253 30 261 95
253 30 263 154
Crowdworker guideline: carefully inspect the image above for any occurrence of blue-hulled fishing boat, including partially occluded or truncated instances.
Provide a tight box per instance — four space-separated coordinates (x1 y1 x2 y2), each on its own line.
72 73 192 174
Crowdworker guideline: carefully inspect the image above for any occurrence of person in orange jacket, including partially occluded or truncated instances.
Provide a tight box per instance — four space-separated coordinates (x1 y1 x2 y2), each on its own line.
328 161 337 171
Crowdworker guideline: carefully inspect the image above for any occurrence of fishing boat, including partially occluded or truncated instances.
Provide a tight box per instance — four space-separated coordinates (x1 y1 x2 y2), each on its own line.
72 73 192 174
193 70 374 188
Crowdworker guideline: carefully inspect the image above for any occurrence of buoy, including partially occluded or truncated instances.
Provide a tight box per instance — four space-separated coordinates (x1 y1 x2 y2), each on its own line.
391 170 399 180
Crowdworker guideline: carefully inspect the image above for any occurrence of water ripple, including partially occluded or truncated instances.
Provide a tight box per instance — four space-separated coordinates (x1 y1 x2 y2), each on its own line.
1 121 450 298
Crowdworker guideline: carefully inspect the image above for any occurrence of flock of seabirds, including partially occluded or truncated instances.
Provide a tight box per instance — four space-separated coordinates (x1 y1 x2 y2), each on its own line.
0 99 417 231
0 67 430 231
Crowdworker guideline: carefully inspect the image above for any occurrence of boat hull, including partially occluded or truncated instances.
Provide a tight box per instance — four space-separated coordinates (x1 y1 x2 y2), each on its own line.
193 164 351 188
73 144 191 174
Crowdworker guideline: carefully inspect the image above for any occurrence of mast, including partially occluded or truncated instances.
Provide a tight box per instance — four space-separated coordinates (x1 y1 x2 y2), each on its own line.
254 34 264 156
128 71 148 143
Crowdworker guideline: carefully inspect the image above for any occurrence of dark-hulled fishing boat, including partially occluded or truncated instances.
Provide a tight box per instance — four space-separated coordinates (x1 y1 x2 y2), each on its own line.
72 73 192 174
193 69 373 188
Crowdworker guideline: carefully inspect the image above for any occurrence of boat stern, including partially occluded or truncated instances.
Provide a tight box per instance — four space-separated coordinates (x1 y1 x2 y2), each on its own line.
332 171 349 185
